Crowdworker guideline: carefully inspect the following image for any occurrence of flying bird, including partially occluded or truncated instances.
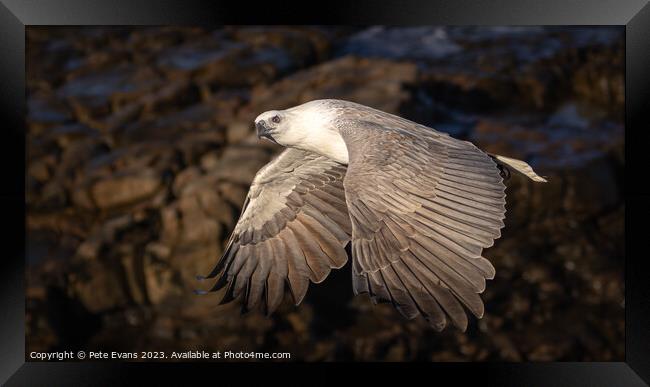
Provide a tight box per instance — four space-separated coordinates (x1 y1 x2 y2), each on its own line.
199 99 546 331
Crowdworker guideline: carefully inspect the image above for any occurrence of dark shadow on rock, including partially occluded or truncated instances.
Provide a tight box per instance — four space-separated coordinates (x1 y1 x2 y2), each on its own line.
304 246 355 338
45 285 103 351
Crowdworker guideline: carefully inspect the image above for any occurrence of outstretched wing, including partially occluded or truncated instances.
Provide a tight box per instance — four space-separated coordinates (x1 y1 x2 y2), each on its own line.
202 148 351 314
340 119 506 331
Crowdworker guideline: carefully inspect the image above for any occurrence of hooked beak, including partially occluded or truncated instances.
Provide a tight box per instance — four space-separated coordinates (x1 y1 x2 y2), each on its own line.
255 120 276 143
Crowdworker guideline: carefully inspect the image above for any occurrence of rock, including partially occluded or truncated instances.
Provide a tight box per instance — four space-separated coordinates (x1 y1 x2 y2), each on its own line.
562 155 619 215
226 121 253 144
91 169 162 209
470 120 529 159
172 166 202 197
120 253 147 304
70 185 95 210
28 158 51 182
156 40 245 72
174 132 225 166
28 95 72 125
338 26 462 61
194 187 235 228
143 253 176 305
160 206 180 243
199 151 220 171
59 65 163 124
218 181 249 208
169 244 221 296
192 27 335 88
232 26 333 64
240 56 417 123
50 124 101 148
58 65 160 102
68 259 130 313
145 242 171 260
409 26 624 113
208 145 270 186
177 195 222 245
39 181 68 209
573 53 624 118
75 215 133 260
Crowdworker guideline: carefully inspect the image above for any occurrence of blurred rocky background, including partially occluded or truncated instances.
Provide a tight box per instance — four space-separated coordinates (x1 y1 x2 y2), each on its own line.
26 26 624 361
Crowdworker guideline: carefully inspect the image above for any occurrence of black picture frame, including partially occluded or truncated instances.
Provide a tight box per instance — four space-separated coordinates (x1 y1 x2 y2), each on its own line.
2 0 649 385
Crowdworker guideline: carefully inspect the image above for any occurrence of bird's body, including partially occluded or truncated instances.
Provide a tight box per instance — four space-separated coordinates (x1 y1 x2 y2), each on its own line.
201 99 546 331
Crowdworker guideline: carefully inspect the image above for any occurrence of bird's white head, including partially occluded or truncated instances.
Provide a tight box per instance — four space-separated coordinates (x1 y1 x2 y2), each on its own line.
254 100 349 164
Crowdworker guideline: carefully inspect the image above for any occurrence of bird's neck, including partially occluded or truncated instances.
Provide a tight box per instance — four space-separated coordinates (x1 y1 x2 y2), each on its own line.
296 129 349 165
285 102 350 164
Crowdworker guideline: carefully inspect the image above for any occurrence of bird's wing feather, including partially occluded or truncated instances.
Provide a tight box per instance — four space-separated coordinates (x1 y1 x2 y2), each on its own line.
203 148 351 314
340 119 506 331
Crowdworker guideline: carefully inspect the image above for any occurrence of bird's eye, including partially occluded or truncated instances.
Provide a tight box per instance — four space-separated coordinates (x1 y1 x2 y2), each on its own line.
271 115 281 124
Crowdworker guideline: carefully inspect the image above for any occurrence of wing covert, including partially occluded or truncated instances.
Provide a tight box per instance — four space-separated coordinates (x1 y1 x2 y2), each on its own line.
340 119 506 331
202 148 351 314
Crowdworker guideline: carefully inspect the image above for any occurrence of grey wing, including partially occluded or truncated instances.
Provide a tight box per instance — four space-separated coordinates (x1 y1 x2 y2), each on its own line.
341 120 506 331
203 148 351 314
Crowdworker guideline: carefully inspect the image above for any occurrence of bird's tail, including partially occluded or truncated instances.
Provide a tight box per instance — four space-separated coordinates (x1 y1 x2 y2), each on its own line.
488 154 547 183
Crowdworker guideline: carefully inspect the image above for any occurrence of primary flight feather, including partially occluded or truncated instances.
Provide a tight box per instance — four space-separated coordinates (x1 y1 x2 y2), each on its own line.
200 99 546 331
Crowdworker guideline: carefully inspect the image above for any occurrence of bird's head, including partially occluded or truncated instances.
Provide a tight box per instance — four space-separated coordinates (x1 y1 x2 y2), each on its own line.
254 110 288 144
254 100 349 163
254 101 336 144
